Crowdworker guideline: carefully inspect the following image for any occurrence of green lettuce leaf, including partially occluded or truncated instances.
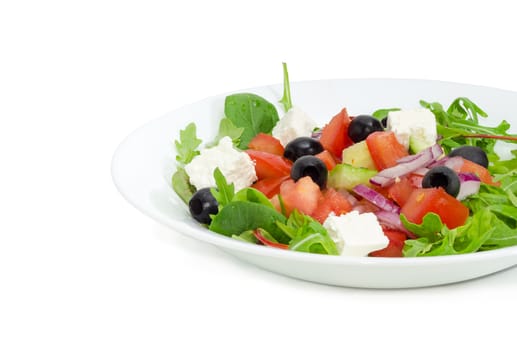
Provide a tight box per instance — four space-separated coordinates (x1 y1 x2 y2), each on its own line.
174 122 202 165
403 209 502 256
171 167 196 204
224 93 279 149
400 213 443 241
210 167 235 207
209 201 290 243
279 210 339 255
207 117 244 147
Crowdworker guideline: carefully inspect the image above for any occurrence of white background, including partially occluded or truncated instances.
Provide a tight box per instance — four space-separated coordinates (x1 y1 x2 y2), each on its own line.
1 1 517 349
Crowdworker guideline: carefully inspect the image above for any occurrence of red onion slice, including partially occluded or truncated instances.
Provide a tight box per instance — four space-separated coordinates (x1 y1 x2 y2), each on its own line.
370 144 444 187
311 130 322 140
353 184 400 213
375 210 416 239
396 153 422 164
412 167 429 176
457 172 481 200
338 189 358 206
430 156 464 171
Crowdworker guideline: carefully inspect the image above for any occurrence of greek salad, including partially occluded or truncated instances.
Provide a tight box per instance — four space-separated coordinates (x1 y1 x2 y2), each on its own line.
172 63 517 258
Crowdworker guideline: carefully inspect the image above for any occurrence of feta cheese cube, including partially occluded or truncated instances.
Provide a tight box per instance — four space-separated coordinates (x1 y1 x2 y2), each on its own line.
184 136 257 191
387 108 437 150
323 211 389 257
272 106 317 146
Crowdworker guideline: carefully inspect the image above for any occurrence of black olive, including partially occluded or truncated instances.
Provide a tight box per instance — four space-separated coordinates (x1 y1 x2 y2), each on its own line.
188 188 219 224
381 116 388 128
422 166 461 197
347 115 384 143
448 145 489 168
283 137 324 162
290 155 327 189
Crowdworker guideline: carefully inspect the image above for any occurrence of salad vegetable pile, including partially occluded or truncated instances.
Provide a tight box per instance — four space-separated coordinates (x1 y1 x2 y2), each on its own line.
172 63 517 258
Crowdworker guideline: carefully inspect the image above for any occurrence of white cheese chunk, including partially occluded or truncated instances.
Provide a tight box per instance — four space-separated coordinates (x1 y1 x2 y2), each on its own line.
323 211 389 257
272 106 317 146
387 108 437 149
184 136 257 191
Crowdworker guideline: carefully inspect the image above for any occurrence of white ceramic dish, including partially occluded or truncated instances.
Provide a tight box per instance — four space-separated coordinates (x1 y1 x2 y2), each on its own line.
111 78 517 288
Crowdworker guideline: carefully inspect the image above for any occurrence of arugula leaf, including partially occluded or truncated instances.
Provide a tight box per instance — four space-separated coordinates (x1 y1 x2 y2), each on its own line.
463 183 517 213
372 108 400 120
400 213 443 241
446 97 488 124
450 209 496 253
171 168 196 204
277 210 339 255
289 231 339 255
462 183 517 250
402 238 434 257
420 98 517 155
224 93 279 149
174 122 202 165
210 167 234 207
278 62 293 112
276 209 305 239
403 209 502 257
420 100 451 126
481 218 517 250
207 117 244 147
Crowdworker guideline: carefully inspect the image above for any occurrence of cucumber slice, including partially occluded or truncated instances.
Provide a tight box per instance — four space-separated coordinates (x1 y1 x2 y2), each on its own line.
341 140 377 170
328 164 377 190
409 133 434 154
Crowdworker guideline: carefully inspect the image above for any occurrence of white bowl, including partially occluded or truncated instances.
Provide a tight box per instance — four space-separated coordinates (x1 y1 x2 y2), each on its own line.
111 78 517 288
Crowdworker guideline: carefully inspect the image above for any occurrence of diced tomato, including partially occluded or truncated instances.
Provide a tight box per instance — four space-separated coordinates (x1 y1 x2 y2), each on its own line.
312 188 353 223
247 133 284 156
315 150 337 171
270 194 281 212
369 229 407 257
458 159 500 186
278 177 322 216
246 150 292 180
319 108 353 159
409 173 424 188
387 176 416 207
251 176 289 198
366 131 409 170
401 187 469 229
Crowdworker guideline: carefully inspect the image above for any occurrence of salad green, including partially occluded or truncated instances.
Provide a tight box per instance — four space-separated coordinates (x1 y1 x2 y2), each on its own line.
224 93 279 149
172 63 517 258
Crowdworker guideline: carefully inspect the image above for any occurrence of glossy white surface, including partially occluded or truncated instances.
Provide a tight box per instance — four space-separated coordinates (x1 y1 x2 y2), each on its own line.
4 2 517 349
112 78 517 288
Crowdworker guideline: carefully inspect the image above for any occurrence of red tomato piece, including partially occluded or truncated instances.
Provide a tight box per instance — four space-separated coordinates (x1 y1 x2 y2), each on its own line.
409 173 424 188
247 133 284 156
319 108 354 159
401 187 469 229
366 131 409 170
251 176 289 198
315 150 337 171
246 150 292 180
312 188 354 223
387 176 416 207
458 159 500 186
369 229 407 257
278 177 322 216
